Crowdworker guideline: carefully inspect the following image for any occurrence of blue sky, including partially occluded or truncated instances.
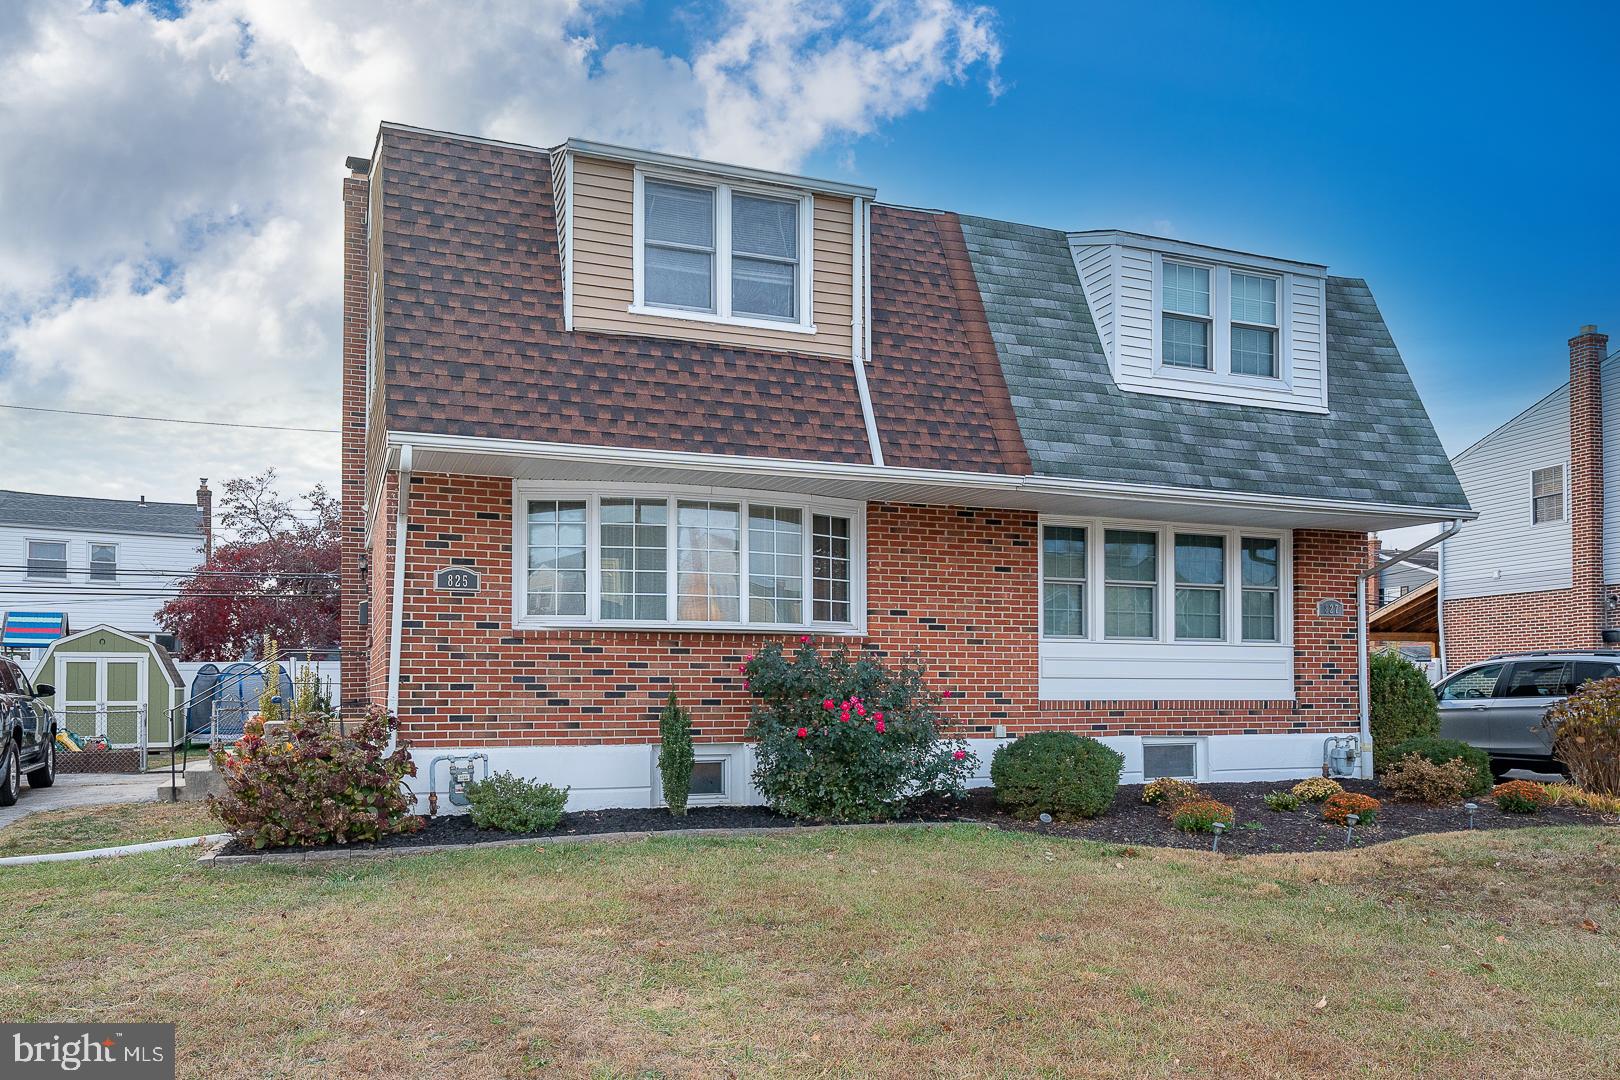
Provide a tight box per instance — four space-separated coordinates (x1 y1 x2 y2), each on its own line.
761 1 1619 455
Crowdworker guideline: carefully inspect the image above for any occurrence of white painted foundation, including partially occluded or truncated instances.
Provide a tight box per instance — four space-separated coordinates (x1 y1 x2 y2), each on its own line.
408 732 1339 815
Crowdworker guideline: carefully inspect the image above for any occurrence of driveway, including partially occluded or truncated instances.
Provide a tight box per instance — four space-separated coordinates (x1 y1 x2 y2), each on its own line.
0 772 163 831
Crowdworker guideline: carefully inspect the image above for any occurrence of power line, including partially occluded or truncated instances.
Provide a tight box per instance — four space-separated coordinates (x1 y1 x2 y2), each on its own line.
0 402 340 434
0 565 336 578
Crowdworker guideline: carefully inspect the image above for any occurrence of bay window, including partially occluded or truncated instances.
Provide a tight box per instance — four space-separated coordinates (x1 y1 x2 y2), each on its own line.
635 170 812 330
1041 520 1289 646
517 488 861 631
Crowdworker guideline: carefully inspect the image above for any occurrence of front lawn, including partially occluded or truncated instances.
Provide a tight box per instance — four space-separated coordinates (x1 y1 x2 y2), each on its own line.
0 801 219 857
0 826 1616 1077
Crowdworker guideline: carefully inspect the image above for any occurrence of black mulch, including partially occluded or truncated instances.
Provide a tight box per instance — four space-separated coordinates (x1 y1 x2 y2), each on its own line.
219 778 1615 858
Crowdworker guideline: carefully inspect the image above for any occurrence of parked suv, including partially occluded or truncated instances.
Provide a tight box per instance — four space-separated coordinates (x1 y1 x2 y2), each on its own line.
1434 651 1620 777
0 657 56 805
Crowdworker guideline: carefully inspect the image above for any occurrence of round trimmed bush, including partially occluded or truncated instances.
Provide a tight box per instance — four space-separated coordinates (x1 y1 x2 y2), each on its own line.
991 732 1124 820
1383 736 1492 797
1322 791 1381 825
1370 650 1440 769
1492 779 1550 814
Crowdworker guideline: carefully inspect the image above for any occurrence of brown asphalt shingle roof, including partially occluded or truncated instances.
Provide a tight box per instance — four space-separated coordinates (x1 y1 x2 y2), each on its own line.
376 127 1030 473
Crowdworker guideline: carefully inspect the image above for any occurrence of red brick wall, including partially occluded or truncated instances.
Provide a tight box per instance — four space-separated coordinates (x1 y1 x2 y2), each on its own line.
382 473 1362 747
1443 588 1592 669
339 171 371 710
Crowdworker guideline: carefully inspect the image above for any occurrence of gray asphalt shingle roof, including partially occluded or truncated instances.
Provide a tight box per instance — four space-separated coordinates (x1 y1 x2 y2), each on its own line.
958 215 1469 511
0 489 203 537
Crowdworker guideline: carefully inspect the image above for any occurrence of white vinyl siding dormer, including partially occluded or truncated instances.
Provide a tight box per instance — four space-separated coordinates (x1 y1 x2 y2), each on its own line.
1068 232 1329 414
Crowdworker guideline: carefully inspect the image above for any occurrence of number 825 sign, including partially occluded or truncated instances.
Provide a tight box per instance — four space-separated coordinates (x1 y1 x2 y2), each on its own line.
434 566 481 593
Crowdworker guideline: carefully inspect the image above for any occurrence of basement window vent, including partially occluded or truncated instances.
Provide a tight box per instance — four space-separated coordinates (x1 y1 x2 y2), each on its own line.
690 760 725 797
1143 740 1200 781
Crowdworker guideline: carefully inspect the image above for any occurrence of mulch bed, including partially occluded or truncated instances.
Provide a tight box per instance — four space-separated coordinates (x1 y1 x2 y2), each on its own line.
217 778 1616 859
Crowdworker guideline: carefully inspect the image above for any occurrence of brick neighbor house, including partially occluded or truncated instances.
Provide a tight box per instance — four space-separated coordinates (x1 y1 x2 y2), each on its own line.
1435 325 1614 670
340 123 1470 810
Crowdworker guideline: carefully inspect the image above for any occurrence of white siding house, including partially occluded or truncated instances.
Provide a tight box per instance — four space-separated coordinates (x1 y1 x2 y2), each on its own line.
0 487 210 667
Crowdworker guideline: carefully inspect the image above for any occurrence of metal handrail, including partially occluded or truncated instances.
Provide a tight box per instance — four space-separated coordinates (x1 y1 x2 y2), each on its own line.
161 659 290 801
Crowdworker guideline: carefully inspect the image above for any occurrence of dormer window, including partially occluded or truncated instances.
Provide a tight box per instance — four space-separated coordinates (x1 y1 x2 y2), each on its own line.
633 170 813 332
1161 261 1212 370
1230 272 1279 377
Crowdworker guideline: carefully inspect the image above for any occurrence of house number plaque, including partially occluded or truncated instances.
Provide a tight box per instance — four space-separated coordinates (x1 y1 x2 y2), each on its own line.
434 566 481 594
1316 598 1345 618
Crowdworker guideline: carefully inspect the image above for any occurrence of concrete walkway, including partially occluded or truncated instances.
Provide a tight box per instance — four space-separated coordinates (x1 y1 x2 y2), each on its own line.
0 772 165 831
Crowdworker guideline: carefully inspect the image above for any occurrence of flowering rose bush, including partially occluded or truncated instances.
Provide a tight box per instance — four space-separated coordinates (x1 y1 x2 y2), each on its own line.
210 707 421 849
743 640 975 821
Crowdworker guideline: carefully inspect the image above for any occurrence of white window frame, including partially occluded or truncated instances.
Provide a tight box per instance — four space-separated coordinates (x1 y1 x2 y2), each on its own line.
1142 737 1207 782
1152 253 1292 388
1038 516 1292 647
654 743 744 808
26 538 69 580
1172 532 1226 642
1529 463 1568 526
512 481 864 633
630 166 817 335
88 542 119 584
1228 270 1281 379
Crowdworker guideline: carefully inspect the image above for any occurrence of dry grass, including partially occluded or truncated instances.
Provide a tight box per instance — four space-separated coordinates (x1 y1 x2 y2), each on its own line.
0 801 219 857
0 825 1616 1078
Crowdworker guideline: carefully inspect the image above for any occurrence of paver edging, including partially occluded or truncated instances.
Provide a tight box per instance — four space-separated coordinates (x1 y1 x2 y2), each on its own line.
197 818 973 867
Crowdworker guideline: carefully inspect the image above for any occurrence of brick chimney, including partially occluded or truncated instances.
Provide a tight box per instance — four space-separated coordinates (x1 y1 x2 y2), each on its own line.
195 478 213 560
1570 324 1609 643
339 154 372 711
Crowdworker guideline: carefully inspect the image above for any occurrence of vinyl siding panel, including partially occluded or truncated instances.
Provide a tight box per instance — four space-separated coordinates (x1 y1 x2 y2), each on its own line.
1444 386 1572 598
1073 243 1114 360
569 155 854 358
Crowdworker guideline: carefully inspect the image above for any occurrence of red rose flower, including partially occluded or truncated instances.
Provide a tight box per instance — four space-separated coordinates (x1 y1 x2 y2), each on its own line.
952 749 967 761
874 719 886 733
796 726 809 738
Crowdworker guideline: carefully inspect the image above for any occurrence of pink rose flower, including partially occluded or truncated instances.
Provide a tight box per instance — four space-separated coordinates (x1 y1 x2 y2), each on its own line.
800 635 811 643
743 680 750 690
874 719 886 733
796 726 809 738
942 689 953 698
746 653 754 661
823 699 836 709
874 711 884 722
855 703 865 716
952 749 967 761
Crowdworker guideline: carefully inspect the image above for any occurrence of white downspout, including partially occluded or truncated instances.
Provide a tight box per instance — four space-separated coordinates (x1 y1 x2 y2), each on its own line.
1436 538 1449 675
1357 519 1464 777
386 444 412 717
848 196 884 467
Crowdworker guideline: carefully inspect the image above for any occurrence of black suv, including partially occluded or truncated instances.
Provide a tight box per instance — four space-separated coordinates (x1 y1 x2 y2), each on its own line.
0 657 56 805
1435 651 1620 777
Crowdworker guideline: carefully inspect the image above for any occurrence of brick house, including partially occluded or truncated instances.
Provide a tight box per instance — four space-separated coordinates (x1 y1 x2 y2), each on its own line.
340 123 1469 810
1437 325 1614 670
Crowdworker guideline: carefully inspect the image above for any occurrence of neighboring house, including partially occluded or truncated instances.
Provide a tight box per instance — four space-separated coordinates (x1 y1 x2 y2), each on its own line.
1437 326 1615 669
0 484 212 667
1378 550 1437 608
340 123 1469 808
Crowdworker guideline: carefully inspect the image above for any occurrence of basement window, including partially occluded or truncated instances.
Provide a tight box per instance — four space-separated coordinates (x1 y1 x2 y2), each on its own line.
1142 739 1201 782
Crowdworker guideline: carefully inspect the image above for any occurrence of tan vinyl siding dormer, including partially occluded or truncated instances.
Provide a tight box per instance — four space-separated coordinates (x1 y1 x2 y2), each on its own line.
569 154 856 359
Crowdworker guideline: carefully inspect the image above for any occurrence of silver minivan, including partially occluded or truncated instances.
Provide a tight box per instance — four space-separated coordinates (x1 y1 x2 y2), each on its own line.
1434 651 1620 776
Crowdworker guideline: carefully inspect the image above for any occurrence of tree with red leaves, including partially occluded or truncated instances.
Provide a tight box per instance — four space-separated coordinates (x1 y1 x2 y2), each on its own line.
158 470 338 660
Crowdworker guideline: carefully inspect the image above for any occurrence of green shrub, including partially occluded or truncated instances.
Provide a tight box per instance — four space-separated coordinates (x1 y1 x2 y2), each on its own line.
1290 776 1343 803
990 732 1124 820
744 640 975 822
1492 779 1550 814
1263 790 1301 812
1370 650 1440 768
1142 777 1201 809
1384 736 1492 797
1540 677 1620 795
658 692 695 817
465 771 570 832
210 707 420 849
1171 798 1235 833
1381 752 1477 804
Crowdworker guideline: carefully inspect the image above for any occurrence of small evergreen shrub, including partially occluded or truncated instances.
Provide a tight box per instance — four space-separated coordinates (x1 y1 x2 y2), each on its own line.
1381 752 1477 804
1142 777 1201 809
465 772 570 832
744 640 975 822
1263 790 1301 812
1290 777 1343 803
1171 798 1235 833
1322 792 1381 825
1370 650 1441 769
1491 779 1550 814
658 692 695 817
1540 677 1620 795
1384 737 1492 797
210 707 420 849
991 732 1124 820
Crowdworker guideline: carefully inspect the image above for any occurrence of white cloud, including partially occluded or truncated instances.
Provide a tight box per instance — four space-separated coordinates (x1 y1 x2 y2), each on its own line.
0 0 999 503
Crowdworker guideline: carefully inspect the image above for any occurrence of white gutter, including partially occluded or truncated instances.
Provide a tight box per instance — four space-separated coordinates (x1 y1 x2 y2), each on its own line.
1437 538 1449 675
386 443 413 716
0 834 227 867
389 430 1478 528
1357 519 1465 777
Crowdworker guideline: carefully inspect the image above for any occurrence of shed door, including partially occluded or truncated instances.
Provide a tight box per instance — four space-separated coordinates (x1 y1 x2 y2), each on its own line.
54 656 146 747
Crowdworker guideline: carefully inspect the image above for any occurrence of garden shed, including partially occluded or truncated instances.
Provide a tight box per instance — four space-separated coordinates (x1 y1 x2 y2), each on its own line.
33 624 184 752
